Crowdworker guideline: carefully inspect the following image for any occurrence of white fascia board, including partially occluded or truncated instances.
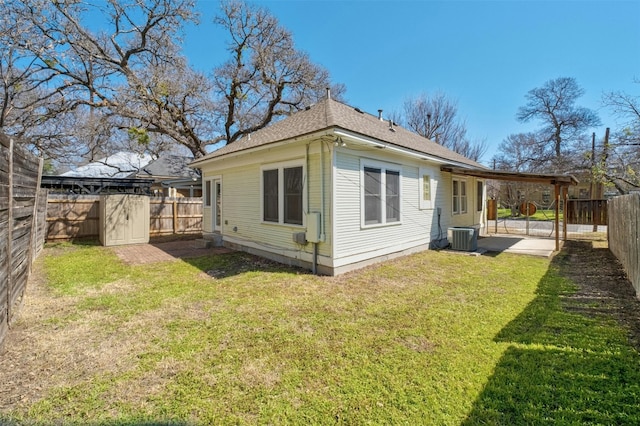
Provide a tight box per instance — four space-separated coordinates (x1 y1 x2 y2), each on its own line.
333 129 475 169
190 130 335 167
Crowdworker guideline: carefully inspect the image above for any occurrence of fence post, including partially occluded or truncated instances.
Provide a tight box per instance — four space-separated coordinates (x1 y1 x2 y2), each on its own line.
6 139 13 323
562 187 568 242
554 184 560 251
28 158 44 266
172 200 178 235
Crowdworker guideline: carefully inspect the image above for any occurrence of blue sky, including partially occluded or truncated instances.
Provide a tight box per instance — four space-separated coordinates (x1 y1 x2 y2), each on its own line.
185 0 640 165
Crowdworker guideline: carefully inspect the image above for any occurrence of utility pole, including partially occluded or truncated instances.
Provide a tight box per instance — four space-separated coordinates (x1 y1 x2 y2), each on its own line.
591 132 596 232
600 128 610 199
590 132 595 199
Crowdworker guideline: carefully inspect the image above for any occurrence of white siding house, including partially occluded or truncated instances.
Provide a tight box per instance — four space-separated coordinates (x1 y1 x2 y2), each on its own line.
191 97 487 275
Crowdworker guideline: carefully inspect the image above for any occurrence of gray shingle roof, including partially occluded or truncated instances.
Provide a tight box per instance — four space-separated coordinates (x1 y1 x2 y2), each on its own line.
191 98 485 168
138 154 198 179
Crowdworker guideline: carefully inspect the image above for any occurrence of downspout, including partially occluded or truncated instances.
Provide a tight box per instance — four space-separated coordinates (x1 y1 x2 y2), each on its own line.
306 143 311 213
320 140 326 242
306 143 317 274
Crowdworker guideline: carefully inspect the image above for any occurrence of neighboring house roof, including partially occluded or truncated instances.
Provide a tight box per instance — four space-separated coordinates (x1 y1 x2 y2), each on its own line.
61 151 152 178
136 154 199 180
191 98 485 168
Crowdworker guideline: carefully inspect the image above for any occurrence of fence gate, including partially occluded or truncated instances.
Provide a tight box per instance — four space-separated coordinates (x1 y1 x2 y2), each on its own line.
486 198 608 241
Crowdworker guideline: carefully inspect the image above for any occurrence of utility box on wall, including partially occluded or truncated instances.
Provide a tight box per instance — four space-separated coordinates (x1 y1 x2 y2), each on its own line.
305 212 321 243
99 194 150 246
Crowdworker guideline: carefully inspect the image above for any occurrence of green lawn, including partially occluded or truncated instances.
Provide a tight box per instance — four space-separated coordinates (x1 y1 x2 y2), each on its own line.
2 243 639 425
496 207 562 221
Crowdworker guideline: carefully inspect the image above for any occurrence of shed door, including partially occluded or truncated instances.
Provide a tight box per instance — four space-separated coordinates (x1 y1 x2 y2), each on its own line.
106 195 128 245
128 195 150 244
101 195 149 246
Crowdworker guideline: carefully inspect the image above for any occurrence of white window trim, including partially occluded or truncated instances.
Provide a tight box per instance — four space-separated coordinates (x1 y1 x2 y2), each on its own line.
452 178 468 215
476 179 485 212
419 167 434 210
260 159 306 227
360 159 402 228
203 175 221 209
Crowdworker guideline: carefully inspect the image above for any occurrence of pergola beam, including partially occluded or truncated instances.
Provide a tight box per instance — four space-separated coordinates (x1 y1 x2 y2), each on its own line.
440 166 579 185
441 165 579 252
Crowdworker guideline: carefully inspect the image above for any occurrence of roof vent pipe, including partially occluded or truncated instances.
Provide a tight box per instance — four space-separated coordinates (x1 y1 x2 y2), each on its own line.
326 87 331 100
378 109 383 121
389 118 395 132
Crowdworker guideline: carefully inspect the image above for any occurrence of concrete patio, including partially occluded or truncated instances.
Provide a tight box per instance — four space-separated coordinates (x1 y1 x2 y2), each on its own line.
476 234 558 258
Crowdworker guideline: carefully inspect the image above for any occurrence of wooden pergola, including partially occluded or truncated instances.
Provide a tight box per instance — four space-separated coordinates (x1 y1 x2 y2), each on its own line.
441 166 579 251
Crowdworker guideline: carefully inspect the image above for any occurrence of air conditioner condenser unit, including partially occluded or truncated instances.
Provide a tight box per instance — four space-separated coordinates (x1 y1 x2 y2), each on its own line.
448 227 478 252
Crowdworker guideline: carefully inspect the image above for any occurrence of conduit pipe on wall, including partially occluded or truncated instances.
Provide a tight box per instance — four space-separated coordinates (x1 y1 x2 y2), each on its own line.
305 143 317 274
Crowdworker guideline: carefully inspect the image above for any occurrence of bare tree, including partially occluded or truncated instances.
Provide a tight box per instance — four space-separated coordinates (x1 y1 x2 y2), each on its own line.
600 85 640 193
491 132 557 214
2 0 343 167
604 87 640 146
399 92 487 162
211 0 345 146
517 77 600 172
1 0 202 163
492 132 550 173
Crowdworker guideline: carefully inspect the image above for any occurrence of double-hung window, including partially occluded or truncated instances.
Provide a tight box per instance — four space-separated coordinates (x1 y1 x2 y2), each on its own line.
452 178 467 215
262 163 304 226
362 162 401 226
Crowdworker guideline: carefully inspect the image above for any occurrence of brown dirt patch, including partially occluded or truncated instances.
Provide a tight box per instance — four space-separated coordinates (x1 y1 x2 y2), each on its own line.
0 257 161 411
113 239 232 265
555 240 640 349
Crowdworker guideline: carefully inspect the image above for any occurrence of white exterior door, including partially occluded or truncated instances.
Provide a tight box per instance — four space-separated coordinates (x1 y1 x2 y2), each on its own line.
212 179 222 232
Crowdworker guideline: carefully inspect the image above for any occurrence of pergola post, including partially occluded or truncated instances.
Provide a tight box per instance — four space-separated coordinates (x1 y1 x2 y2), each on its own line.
554 184 560 251
562 186 569 243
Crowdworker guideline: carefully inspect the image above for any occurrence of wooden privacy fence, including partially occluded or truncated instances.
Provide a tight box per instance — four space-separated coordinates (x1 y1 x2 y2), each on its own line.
608 194 640 297
565 199 608 225
149 197 202 236
47 194 100 240
46 195 202 240
1 134 46 350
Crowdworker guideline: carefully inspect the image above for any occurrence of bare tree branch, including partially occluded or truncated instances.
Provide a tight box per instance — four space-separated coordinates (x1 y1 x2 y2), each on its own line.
1 0 344 166
516 77 600 170
397 92 487 162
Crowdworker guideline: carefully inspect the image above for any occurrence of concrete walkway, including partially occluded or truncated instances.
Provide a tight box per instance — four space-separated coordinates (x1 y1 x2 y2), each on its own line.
476 235 557 258
111 236 557 266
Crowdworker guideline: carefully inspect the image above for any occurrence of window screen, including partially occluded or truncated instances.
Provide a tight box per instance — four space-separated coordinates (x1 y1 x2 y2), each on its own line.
284 166 303 225
263 169 279 222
